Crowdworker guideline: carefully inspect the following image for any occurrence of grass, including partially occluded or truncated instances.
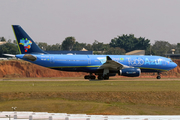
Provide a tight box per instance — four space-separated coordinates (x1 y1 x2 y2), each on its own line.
0 78 180 115
0 80 180 92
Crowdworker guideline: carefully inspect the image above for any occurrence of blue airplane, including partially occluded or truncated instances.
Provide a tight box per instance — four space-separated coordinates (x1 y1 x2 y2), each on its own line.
11 25 177 80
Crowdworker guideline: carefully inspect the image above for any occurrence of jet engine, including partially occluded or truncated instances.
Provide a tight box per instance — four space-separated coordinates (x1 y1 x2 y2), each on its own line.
118 68 141 77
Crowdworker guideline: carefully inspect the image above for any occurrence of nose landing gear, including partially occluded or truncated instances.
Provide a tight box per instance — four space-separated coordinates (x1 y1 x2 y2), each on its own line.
157 72 161 79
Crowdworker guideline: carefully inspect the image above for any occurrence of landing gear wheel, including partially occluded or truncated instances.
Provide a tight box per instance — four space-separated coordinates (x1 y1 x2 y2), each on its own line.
156 72 161 79
84 75 90 79
90 75 96 80
84 73 96 80
98 75 104 80
157 76 161 79
103 75 109 80
84 75 96 79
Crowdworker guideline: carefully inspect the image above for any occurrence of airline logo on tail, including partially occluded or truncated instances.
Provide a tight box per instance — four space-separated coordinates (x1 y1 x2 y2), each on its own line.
19 38 32 52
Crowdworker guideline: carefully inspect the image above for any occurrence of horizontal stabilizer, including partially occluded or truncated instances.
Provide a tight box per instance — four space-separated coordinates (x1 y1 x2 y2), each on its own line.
106 56 112 60
23 54 37 61
3 54 16 57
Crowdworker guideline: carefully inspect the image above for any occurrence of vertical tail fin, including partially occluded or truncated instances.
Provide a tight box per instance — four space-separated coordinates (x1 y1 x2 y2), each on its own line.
12 25 46 54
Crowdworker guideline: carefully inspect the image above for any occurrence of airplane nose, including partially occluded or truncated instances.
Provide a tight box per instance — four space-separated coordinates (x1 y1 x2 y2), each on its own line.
172 62 177 68
170 62 177 69
166 62 177 70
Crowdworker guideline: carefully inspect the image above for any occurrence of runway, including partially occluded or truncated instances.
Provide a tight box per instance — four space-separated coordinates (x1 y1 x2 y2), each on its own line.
1 77 180 81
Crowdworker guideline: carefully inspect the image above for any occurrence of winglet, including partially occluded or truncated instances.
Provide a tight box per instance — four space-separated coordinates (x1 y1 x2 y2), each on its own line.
106 56 112 60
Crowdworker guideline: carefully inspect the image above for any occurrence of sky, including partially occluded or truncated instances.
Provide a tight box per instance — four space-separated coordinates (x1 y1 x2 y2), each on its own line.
1 0 180 45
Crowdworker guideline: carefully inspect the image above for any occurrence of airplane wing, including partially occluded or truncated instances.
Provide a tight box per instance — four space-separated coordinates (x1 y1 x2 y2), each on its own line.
98 56 130 71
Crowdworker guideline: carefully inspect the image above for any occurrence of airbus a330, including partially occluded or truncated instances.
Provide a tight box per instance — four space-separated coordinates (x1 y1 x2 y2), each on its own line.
10 25 177 80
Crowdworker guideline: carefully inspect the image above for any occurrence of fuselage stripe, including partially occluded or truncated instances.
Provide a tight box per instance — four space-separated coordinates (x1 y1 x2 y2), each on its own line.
48 66 167 71
48 66 100 68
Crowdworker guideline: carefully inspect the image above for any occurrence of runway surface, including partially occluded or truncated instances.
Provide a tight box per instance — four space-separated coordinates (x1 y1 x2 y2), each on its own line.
1 77 180 81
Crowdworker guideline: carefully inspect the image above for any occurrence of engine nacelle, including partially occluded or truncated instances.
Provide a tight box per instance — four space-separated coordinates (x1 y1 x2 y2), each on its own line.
118 68 141 77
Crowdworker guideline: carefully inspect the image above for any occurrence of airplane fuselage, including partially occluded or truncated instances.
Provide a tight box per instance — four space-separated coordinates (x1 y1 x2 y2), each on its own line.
12 25 177 80
16 54 177 73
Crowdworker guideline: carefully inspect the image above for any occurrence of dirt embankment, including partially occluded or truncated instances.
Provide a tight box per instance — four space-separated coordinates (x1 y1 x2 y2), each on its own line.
0 60 86 78
0 60 179 78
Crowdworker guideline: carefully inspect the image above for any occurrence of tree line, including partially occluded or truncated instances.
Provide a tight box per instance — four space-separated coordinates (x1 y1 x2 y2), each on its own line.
0 34 179 57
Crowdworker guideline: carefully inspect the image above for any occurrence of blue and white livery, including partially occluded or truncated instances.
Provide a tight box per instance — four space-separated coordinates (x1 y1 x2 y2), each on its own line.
12 25 177 80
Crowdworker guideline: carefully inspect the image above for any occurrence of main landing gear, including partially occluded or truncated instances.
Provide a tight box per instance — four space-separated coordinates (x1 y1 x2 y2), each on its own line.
84 73 96 80
84 73 109 80
156 72 161 79
98 75 109 80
